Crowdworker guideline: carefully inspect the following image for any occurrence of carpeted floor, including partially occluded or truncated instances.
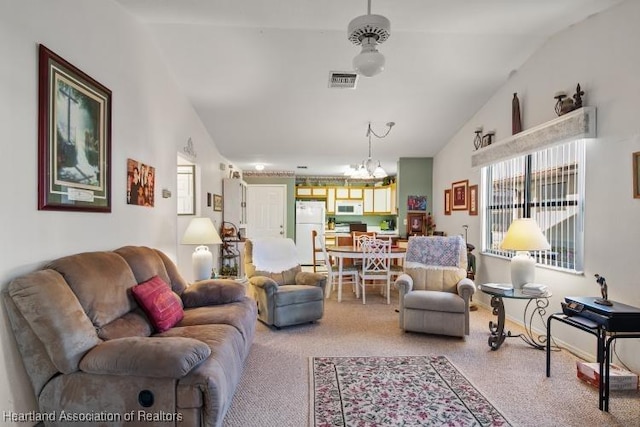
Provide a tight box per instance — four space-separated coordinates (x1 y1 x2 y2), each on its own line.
223 291 640 427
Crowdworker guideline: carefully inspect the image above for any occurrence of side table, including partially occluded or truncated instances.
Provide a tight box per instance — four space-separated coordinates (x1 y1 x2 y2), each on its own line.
480 285 553 351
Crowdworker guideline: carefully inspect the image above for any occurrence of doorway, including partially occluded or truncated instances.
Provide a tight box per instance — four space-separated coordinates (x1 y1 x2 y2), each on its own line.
246 185 286 238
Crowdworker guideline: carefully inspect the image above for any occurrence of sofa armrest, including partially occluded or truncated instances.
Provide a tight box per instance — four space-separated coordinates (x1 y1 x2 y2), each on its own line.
394 274 414 295
457 278 476 300
295 271 326 289
181 279 246 308
79 337 210 379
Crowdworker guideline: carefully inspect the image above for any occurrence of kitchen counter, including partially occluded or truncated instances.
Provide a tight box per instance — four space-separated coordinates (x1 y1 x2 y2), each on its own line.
324 227 399 238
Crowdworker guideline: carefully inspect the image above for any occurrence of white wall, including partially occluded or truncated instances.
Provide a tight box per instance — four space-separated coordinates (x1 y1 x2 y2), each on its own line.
0 0 229 420
435 0 640 369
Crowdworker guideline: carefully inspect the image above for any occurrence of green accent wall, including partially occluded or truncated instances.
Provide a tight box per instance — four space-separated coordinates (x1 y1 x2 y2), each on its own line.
243 176 296 239
397 157 433 238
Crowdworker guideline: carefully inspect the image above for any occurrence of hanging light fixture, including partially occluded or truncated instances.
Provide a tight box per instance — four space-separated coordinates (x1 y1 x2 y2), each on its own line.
347 121 395 179
348 0 391 77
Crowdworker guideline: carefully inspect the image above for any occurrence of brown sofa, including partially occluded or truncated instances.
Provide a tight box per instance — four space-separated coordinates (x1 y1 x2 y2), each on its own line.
3 246 257 427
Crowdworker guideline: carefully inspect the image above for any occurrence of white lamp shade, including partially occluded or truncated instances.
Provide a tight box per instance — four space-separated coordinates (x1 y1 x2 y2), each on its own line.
501 219 550 288
353 38 385 77
500 219 550 251
182 217 222 245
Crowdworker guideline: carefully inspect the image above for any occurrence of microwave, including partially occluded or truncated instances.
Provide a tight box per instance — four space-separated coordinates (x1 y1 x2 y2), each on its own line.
335 200 363 215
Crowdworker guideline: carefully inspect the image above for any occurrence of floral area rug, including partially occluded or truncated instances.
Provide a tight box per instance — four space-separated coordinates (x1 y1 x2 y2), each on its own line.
310 355 511 427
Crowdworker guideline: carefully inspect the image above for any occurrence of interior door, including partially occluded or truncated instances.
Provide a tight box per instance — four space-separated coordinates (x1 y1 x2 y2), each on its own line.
246 185 286 238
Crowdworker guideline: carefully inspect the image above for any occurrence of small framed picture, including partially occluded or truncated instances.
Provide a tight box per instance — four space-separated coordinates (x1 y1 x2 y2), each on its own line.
444 189 451 215
213 194 223 211
406 212 426 236
469 185 478 216
407 195 427 212
634 151 640 199
127 159 155 207
451 180 469 211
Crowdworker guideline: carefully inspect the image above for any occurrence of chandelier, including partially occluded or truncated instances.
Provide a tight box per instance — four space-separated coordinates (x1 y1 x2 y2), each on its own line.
348 0 391 77
346 122 395 179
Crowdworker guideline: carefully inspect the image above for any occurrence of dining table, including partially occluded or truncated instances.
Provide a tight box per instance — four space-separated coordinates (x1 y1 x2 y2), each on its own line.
326 245 407 302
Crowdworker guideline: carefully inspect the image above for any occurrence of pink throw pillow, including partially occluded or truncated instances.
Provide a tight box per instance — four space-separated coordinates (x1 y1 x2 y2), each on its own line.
131 276 183 333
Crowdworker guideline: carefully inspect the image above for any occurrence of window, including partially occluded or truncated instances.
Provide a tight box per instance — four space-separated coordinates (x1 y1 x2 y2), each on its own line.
177 164 196 215
482 139 585 272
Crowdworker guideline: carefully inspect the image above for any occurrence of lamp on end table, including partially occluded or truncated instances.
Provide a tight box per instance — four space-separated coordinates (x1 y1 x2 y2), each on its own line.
182 217 223 281
500 218 550 289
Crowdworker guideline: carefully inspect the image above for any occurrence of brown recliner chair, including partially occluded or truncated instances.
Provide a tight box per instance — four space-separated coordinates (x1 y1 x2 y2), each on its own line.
245 237 327 328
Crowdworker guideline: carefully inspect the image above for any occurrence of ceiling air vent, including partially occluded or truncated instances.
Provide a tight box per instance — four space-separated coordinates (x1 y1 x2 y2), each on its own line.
328 71 359 89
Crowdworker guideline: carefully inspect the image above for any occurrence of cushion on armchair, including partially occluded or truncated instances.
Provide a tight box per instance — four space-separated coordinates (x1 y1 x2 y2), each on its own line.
404 266 467 293
404 236 468 293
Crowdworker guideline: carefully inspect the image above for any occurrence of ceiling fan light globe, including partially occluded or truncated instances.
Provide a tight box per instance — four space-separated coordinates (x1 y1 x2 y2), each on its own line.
353 47 385 77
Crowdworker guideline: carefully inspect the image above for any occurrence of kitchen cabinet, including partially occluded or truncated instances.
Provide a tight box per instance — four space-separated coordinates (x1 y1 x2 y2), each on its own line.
349 187 363 199
296 186 327 198
335 187 363 200
373 187 390 213
335 187 349 199
223 178 248 234
362 184 396 214
327 188 336 214
296 187 312 197
363 188 374 213
389 183 397 214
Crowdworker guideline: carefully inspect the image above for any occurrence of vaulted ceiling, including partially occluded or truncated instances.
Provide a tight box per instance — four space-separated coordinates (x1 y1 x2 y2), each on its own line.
114 0 622 177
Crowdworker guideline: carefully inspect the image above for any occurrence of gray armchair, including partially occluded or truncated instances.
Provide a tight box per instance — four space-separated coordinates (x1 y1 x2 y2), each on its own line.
395 236 476 338
245 238 326 328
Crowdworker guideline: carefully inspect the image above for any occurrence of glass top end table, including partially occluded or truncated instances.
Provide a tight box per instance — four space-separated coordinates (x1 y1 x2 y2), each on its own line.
480 284 553 350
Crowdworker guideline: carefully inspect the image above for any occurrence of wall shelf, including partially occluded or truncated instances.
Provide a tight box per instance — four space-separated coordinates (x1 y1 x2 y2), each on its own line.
471 106 596 168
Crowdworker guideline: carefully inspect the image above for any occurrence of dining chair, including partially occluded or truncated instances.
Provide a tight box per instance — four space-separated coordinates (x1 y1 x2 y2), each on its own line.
320 238 359 302
311 230 326 273
352 231 376 269
351 231 377 249
359 238 392 304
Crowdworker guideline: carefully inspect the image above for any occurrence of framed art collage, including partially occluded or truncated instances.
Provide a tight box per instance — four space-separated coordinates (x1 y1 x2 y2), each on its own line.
444 180 478 216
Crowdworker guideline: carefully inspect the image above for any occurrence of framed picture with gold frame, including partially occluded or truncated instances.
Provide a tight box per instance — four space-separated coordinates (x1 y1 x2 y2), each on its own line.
634 151 640 199
444 189 451 215
213 194 223 211
406 212 426 236
469 184 478 216
451 180 469 211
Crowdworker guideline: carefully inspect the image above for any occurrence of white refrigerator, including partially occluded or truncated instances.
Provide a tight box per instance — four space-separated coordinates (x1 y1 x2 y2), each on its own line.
295 201 326 265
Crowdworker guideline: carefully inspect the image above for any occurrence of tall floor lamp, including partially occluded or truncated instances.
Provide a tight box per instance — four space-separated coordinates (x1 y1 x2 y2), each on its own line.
181 217 223 281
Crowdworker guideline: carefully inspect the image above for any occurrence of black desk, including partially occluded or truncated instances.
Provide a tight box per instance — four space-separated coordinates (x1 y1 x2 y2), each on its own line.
546 297 640 412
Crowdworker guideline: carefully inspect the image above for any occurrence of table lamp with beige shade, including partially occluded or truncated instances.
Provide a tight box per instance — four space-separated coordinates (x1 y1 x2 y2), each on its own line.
182 217 223 281
500 218 550 288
